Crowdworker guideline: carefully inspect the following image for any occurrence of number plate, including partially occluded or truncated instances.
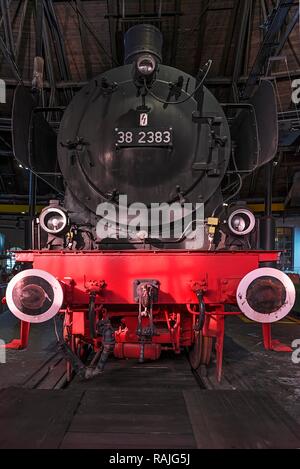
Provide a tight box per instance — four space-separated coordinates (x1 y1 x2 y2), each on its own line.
115 128 173 147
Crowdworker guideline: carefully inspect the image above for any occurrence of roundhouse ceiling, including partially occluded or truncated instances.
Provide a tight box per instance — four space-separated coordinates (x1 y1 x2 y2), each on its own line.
0 0 299 207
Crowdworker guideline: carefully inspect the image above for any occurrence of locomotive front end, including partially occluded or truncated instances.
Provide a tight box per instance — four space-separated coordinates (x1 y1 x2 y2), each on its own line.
4 23 294 383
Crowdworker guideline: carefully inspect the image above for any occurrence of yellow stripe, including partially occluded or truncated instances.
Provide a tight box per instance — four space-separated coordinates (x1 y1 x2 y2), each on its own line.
0 204 44 214
238 315 299 324
239 315 253 323
248 203 285 213
287 316 300 324
279 320 297 324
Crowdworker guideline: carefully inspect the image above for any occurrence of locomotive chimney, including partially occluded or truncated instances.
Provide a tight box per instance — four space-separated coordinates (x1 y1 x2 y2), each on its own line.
124 24 163 65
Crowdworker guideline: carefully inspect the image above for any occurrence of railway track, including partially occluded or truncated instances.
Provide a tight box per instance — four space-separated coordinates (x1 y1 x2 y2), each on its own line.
22 352 68 390
21 347 234 392
3 347 300 449
19 337 278 394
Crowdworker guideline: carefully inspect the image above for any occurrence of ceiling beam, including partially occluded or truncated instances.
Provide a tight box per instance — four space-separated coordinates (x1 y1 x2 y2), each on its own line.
0 0 15 57
15 0 29 60
76 0 93 78
194 0 209 75
242 0 296 98
2 68 300 90
68 0 118 67
219 0 240 76
0 0 22 81
170 0 181 67
106 0 119 67
43 0 73 103
275 7 299 56
231 0 252 102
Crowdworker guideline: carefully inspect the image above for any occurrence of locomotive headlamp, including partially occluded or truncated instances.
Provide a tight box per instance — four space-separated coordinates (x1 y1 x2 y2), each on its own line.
5 269 64 323
136 54 156 76
39 204 68 235
237 268 296 324
228 208 256 236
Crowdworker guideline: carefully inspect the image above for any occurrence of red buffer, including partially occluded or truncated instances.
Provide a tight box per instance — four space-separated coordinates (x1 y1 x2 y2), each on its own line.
2 250 296 381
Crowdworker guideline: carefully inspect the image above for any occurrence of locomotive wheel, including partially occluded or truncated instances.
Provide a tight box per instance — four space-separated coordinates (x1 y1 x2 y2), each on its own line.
75 337 89 361
63 326 88 359
189 331 213 370
201 335 213 366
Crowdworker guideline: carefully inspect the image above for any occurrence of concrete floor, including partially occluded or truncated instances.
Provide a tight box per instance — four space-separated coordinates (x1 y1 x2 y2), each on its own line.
0 309 300 448
221 316 300 422
0 310 57 388
0 309 299 424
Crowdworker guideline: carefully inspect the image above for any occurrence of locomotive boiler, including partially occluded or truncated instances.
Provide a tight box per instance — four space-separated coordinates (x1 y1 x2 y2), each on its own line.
3 24 296 381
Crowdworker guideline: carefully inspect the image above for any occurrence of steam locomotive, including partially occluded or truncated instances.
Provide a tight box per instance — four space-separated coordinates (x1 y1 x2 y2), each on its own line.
4 25 296 381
